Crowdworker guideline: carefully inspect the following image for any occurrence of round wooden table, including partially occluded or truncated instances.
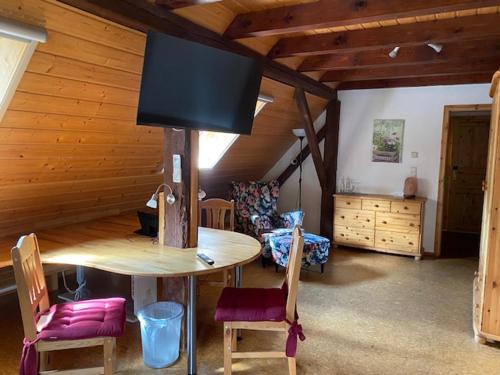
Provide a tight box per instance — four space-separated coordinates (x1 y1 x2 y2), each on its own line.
32 214 261 375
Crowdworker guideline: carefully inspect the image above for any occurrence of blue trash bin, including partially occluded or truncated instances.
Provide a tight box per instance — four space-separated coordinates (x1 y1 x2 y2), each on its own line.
137 301 184 368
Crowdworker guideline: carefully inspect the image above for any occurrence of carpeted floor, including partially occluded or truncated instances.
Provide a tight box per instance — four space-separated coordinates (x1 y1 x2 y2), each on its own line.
1 248 500 374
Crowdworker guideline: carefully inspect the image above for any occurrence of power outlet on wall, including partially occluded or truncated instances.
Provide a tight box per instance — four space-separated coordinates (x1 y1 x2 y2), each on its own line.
410 167 417 177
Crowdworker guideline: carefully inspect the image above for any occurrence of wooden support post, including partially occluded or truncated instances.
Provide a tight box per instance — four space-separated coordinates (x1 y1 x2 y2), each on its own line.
320 100 340 240
158 128 199 301
161 128 198 248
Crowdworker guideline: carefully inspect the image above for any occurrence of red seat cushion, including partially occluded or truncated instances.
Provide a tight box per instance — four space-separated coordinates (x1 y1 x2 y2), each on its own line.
214 287 286 322
37 298 126 341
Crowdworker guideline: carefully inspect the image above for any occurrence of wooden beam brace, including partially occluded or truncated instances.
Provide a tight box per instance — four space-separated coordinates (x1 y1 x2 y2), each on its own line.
294 88 328 189
225 0 500 39
320 61 499 82
268 13 500 58
336 72 494 90
58 0 336 100
299 40 500 71
320 99 340 240
155 0 221 9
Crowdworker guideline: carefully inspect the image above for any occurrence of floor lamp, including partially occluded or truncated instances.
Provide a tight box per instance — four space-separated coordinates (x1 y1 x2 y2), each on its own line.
292 128 306 210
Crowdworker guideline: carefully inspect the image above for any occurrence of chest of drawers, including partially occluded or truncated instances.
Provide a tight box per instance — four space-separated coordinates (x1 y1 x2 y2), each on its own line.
333 194 426 260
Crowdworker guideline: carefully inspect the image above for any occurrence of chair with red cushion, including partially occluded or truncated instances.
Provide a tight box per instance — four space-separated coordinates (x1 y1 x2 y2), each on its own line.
215 226 305 375
11 233 126 375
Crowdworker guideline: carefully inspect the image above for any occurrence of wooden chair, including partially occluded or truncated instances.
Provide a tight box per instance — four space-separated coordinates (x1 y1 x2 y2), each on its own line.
199 198 235 287
12 234 125 374
215 226 305 375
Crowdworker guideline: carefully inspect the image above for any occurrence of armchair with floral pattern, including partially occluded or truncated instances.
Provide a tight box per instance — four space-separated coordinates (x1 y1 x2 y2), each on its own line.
230 180 304 259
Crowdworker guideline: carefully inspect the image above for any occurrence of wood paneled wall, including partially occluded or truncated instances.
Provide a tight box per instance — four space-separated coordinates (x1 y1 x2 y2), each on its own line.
0 0 163 236
0 0 327 237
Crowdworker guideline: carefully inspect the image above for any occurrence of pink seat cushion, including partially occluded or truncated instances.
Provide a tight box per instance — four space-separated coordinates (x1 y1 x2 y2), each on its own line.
37 298 126 341
214 287 286 322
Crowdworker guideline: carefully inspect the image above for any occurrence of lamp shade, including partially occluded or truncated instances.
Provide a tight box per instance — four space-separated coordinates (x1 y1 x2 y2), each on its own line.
292 128 305 138
146 194 158 209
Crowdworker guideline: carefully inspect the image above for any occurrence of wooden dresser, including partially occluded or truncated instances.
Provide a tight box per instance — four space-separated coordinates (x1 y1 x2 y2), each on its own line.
333 193 426 260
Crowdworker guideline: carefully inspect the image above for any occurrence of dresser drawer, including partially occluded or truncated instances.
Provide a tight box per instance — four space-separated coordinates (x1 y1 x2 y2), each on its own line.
334 226 374 247
362 199 390 212
375 230 420 253
334 208 375 229
335 196 362 210
376 212 420 233
391 201 421 215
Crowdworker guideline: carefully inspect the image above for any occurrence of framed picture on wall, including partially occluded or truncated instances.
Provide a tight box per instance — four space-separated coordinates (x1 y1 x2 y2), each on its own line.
372 119 405 163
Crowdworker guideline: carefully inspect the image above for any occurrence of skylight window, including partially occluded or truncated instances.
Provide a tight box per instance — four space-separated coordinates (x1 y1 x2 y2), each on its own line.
0 17 47 121
198 94 273 169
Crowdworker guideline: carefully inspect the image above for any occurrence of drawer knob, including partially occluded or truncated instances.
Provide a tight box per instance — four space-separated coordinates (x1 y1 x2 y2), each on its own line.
382 221 387 224
409 242 414 245
341 216 345 219
409 223 415 227
366 219 370 222
381 239 386 242
340 234 344 237
404 206 409 210
365 237 370 240
374 204 379 207
347 202 351 205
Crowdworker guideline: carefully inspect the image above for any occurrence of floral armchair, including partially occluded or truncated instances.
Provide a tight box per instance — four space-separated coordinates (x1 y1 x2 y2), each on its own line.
230 180 304 259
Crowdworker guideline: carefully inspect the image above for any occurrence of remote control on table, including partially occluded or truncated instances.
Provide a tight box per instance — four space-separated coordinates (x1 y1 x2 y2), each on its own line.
197 253 215 265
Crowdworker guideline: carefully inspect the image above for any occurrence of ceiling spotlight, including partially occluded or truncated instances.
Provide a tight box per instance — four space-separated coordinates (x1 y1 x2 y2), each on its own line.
389 46 400 59
427 43 443 53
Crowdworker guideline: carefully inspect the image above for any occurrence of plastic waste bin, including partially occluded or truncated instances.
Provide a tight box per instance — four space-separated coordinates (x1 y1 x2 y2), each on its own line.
137 301 184 368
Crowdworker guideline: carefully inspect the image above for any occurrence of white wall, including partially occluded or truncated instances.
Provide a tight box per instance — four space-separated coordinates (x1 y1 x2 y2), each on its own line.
265 84 492 253
264 112 325 233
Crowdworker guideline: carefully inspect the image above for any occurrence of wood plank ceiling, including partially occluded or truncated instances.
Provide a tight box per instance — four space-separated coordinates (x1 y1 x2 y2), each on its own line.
170 0 500 89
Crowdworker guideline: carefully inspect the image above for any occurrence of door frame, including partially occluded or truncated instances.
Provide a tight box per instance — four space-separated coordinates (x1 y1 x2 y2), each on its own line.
434 104 492 257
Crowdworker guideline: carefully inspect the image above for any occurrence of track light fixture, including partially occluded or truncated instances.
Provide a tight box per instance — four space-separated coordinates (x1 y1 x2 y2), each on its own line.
389 46 400 59
427 43 443 53
388 44 443 59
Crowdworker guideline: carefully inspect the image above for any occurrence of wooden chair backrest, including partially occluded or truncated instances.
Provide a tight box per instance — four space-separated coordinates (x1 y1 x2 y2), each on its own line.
200 198 235 231
285 226 304 322
11 234 50 341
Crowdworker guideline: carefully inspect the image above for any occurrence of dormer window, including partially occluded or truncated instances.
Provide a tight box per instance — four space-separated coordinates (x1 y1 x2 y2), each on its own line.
198 94 273 169
0 17 47 121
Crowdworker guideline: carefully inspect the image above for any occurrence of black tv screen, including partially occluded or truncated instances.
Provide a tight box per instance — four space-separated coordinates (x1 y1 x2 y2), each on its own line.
137 31 263 135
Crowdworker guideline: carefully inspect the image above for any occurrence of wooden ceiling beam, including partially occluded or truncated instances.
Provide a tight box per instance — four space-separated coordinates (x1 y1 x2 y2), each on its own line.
268 13 500 58
336 72 494 90
155 0 222 9
58 0 337 100
320 61 499 82
225 0 500 39
299 40 500 71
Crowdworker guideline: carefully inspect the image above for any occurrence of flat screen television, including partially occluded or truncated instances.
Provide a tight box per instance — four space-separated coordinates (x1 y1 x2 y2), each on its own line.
137 31 263 135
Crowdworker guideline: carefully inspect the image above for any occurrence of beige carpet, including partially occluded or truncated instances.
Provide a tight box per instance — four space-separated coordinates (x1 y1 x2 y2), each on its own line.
1 248 499 374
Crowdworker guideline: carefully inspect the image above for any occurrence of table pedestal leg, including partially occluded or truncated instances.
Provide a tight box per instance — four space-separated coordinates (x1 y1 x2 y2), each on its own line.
187 275 197 375
58 265 91 302
235 266 242 340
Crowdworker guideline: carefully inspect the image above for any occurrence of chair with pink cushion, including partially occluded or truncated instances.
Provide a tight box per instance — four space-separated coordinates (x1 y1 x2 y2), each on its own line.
11 233 126 375
215 226 305 375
